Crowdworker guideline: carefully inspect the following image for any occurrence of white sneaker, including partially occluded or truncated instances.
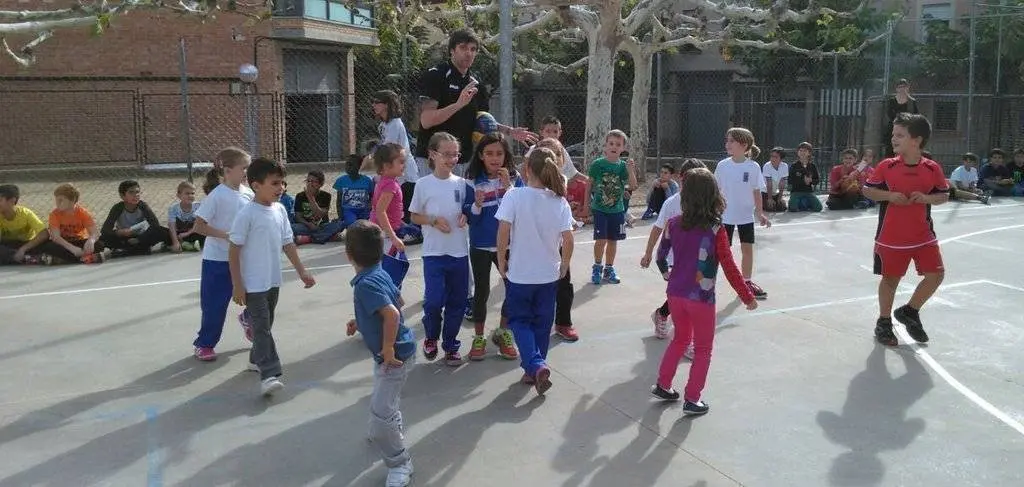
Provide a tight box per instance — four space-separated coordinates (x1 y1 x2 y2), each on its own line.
385 461 413 487
683 343 695 360
260 376 284 396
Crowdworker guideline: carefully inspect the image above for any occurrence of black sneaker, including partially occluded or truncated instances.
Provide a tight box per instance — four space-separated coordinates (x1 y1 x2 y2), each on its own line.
682 400 710 416
874 317 898 346
894 305 929 343
746 280 768 300
651 385 680 401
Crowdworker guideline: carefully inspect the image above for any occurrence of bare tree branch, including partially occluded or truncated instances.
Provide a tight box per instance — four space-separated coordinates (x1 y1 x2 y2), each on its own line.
699 0 872 24
517 54 590 77
2 30 52 67
622 0 676 35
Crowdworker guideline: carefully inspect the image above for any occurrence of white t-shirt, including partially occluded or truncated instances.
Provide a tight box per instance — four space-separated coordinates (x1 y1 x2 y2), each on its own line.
714 157 766 225
379 118 419 183
495 186 574 284
523 144 579 180
654 192 682 230
195 183 255 261
409 173 470 257
950 165 978 188
228 202 293 293
761 161 789 195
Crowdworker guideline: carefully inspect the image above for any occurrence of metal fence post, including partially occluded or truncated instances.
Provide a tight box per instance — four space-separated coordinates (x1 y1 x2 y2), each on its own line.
178 37 194 182
967 0 977 151
498 0 513 125
656 51 662 166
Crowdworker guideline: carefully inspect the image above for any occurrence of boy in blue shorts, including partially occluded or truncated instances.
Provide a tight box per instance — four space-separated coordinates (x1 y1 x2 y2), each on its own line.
588 129 638 284
345 220 416 487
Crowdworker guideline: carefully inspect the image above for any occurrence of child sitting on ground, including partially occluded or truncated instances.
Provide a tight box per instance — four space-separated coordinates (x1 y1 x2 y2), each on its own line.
826 149 874 210
280 180 295 222
641 164 680 220
947 152 990 204
169 181 206 252
788 142 823 212
101 180 172 256
334 153 376 229
47 183 110 264
762 147 789 212
0 184 50 265
294 170 344 245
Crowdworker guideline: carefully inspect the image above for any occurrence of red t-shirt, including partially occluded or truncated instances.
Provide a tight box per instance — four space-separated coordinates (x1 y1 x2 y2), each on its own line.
864 156 950 249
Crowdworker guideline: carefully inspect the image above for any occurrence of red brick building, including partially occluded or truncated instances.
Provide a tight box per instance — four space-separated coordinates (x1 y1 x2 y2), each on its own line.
0 0 378 167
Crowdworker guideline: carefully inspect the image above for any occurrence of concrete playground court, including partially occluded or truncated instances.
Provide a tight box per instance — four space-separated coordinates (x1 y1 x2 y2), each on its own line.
1 200 1023 487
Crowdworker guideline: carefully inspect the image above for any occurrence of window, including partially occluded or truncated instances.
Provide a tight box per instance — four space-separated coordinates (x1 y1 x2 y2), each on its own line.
933 100 959 131
297 0 374 26
920 3 953 43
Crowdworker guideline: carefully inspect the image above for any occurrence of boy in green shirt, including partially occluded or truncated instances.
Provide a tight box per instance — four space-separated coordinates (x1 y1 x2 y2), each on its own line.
588 129 638 284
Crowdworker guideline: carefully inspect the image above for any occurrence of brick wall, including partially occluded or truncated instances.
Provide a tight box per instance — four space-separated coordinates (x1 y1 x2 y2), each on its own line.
0 2 285 166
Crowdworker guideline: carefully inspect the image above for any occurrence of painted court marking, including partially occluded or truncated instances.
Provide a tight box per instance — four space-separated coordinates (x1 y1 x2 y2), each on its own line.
3 203 1023 301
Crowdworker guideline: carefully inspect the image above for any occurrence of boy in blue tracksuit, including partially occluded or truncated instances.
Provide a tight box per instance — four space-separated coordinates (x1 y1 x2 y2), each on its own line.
333 154 375 228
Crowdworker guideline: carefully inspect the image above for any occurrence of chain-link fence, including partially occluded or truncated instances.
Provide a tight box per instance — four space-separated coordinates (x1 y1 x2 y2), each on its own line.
3 5 1023 219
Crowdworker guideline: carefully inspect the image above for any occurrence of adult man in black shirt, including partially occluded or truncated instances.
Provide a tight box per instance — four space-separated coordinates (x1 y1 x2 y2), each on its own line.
415 29 536 176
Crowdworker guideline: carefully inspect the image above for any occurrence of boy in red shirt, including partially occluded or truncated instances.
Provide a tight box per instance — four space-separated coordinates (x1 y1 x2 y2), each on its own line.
863 113 949 346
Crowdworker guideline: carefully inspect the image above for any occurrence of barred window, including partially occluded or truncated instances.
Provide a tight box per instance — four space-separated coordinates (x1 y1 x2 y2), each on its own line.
933 101 959 131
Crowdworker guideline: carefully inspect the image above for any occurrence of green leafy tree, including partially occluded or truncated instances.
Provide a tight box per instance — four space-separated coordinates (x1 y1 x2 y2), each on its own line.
732 0 895 86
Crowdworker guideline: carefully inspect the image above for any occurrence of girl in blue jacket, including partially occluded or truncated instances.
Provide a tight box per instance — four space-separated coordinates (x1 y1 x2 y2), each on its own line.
463 132 523 362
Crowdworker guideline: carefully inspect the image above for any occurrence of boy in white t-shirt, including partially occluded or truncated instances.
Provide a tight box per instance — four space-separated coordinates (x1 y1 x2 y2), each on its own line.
229 158 316 396
761 147 789 212
948 152 990 204
714 128 770 300
409 132 472 366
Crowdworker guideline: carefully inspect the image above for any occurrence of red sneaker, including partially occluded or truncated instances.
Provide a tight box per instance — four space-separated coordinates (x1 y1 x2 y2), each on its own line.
194 347 217 361
555 325 579 342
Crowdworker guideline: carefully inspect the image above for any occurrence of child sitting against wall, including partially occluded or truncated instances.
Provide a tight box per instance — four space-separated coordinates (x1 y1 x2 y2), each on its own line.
169 181 206 252
47 183 111 264
101 180 172 256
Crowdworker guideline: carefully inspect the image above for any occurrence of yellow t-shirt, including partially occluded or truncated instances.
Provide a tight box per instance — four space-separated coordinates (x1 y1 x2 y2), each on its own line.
0 206 45 242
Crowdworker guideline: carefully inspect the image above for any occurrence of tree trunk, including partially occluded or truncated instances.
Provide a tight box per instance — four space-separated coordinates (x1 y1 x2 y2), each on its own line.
582 3 623 166
629 50 653 178
584 39 615 165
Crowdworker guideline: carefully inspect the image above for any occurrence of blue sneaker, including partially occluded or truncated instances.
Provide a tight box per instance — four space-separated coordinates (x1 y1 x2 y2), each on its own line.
603 266 621 284
591 264 603 285
464 296 475 321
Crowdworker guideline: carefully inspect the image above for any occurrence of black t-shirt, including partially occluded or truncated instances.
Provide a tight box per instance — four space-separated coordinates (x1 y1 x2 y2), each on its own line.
789 161 820 193
295 190 332 225
415 61 490 165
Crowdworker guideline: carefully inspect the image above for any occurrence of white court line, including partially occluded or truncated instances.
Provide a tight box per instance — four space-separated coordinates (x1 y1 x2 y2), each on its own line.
883 227 1024 437
892 327 1024 436
3 204 1023 302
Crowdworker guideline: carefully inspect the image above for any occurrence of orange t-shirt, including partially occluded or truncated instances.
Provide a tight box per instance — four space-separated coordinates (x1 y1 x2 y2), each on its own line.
48 205 95 241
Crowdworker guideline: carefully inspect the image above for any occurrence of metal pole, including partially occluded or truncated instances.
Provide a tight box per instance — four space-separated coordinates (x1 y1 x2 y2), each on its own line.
498 0 514 126
832 54 839 161
996 0 1005 95
968 0 977 151
656 52 662 166
245 85 258 156
178 37 194 182
882 19 893 98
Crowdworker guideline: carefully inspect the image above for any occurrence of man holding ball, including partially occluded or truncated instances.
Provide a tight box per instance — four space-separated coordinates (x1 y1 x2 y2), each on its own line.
416 29 537 178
